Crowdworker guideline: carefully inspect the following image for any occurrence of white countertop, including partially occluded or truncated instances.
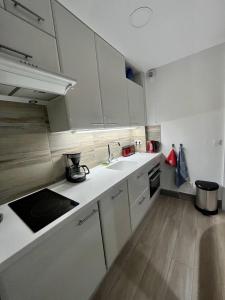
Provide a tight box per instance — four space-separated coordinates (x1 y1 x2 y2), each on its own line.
0 152 161 271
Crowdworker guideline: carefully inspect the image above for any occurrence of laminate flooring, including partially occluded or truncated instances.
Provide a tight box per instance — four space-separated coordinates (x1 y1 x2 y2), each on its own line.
92 195 225 300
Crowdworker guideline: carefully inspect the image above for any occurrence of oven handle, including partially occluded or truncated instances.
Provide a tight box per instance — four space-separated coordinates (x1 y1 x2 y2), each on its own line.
148 167 160 179
150 171 160 182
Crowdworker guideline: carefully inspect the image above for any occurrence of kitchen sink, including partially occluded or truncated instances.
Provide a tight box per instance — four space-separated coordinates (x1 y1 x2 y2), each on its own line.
107 160 138 171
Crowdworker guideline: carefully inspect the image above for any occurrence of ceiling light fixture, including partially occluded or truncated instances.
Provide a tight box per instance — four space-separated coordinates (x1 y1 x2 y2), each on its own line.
129 6 153 28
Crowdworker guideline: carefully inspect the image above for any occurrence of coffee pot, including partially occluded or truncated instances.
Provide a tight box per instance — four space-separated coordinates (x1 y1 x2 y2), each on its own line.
64 153 90 183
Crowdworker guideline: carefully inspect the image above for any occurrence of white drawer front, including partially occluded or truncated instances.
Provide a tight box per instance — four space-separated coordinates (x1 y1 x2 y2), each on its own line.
130 187 151 231
128 167 149 205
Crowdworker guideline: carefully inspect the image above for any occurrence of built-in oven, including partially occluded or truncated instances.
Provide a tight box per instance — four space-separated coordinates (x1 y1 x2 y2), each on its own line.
148 163 160 197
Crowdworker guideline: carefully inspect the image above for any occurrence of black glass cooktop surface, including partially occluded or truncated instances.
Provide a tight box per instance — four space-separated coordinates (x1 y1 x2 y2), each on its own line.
8 189 79 233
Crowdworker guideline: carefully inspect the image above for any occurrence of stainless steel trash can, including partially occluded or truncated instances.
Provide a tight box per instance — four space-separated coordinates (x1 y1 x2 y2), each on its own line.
195 180 219 215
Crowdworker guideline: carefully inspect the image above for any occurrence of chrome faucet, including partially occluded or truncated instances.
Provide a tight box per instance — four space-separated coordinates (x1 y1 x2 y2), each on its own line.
107 142 121 163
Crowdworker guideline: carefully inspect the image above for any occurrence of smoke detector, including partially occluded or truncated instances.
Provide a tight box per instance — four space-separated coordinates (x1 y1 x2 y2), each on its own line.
129 6 153 28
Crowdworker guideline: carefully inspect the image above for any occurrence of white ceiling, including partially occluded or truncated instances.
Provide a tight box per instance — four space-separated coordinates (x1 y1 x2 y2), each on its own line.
58 0 225 71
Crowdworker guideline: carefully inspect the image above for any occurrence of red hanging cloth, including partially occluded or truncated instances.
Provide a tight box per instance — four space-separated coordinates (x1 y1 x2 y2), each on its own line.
165 148 177 167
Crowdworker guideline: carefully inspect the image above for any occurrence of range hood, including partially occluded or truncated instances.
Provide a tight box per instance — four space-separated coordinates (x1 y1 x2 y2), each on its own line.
0 55 76 105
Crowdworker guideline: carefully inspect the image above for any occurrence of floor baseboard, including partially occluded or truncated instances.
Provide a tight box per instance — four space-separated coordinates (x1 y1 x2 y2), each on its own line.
160 188 196 201
160 189 222 209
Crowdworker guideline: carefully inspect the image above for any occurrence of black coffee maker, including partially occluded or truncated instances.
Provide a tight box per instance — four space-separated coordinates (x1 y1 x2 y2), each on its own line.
64 153 90 183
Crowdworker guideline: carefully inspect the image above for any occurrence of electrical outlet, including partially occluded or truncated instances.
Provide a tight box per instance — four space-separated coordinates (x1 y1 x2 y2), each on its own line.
134 140 142 145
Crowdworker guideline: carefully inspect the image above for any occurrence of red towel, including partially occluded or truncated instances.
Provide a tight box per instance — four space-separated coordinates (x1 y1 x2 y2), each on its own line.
165 148 177 167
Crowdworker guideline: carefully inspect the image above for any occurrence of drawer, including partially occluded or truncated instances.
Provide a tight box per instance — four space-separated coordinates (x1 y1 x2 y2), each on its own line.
0 8 59 73
4 0 55 36
128 166 149 204
130 187 151 231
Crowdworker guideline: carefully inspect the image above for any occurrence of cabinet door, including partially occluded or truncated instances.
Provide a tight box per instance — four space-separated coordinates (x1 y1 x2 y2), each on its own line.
51 1 104 130
127 79 146 125
0 8 59 73
99 181 131 268
130 187 151 231
0 204 106 300
95 35 129 126
128 166 149 205
4 0 55 36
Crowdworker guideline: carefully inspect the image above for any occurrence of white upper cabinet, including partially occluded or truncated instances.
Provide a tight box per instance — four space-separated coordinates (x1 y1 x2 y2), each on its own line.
49 1 104 130
95 35 130 126
0 203 106 300
4 0 55 36
99 181 131 268
0 8 60 73
0 0 4 8
127 79 146 125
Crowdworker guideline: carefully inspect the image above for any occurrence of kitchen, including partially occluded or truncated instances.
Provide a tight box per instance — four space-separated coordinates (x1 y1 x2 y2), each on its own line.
0 0 225 299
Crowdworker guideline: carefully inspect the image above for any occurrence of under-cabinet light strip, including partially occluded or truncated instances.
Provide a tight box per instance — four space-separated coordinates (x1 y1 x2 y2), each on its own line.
74 127 139 134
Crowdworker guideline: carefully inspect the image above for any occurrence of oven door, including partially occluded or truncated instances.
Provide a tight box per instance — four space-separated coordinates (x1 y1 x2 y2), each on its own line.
149 165 160 197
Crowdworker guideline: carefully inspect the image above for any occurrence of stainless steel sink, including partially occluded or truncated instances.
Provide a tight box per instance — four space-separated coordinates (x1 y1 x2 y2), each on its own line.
107 161 138 171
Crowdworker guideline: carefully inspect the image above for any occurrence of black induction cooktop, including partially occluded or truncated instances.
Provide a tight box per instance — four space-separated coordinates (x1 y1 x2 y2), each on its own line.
8 189 79 233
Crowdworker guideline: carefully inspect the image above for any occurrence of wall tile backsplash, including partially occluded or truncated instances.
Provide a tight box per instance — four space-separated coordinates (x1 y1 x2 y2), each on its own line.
145 125 161 141
0 101 146 204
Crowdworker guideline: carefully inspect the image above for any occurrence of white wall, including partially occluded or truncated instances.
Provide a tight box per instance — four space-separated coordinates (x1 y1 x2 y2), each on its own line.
145 43 225 195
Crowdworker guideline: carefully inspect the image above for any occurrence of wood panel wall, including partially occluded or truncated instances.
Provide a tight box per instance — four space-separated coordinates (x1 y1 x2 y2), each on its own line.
0 101 146 204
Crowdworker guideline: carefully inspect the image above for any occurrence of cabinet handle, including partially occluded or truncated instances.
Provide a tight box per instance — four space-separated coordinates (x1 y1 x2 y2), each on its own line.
137 172 144 179
91 123 104 125
0 44 32 59
138 196 146 205
11 0 45 22
77 209 98 226
111 189 123 200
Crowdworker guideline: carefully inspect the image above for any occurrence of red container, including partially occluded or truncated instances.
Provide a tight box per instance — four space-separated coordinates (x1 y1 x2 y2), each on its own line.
147 140 160 153
122 145 135 157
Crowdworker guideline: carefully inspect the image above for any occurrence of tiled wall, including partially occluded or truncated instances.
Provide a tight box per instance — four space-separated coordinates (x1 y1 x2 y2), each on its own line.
0 101 146 204
145 125 161 141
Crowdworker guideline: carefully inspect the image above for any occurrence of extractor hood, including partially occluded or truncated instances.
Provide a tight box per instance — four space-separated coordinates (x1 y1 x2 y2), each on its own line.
0 55 76 105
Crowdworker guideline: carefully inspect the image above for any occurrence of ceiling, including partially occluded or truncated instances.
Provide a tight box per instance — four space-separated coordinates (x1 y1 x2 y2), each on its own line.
58 0 225 71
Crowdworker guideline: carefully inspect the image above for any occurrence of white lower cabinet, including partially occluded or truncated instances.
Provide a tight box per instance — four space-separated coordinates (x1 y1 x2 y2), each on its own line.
99 181 131 268
128 166 149 205
0 203 106 300
130 187 151 231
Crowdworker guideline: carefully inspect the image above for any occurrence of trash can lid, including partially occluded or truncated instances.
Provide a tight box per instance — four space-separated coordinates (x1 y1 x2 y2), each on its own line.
195 180 219 191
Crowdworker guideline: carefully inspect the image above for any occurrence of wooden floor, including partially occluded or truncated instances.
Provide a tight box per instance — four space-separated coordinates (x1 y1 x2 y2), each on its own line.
92 195 225 300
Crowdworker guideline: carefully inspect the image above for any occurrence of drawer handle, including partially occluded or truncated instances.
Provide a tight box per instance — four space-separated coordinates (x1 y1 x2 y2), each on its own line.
0 44 32 60
11 0 45 22
105 123 118 125
78 209 98 226
138 196 146 205
91 123 105 125
137 172 144 179
111 189 123 200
